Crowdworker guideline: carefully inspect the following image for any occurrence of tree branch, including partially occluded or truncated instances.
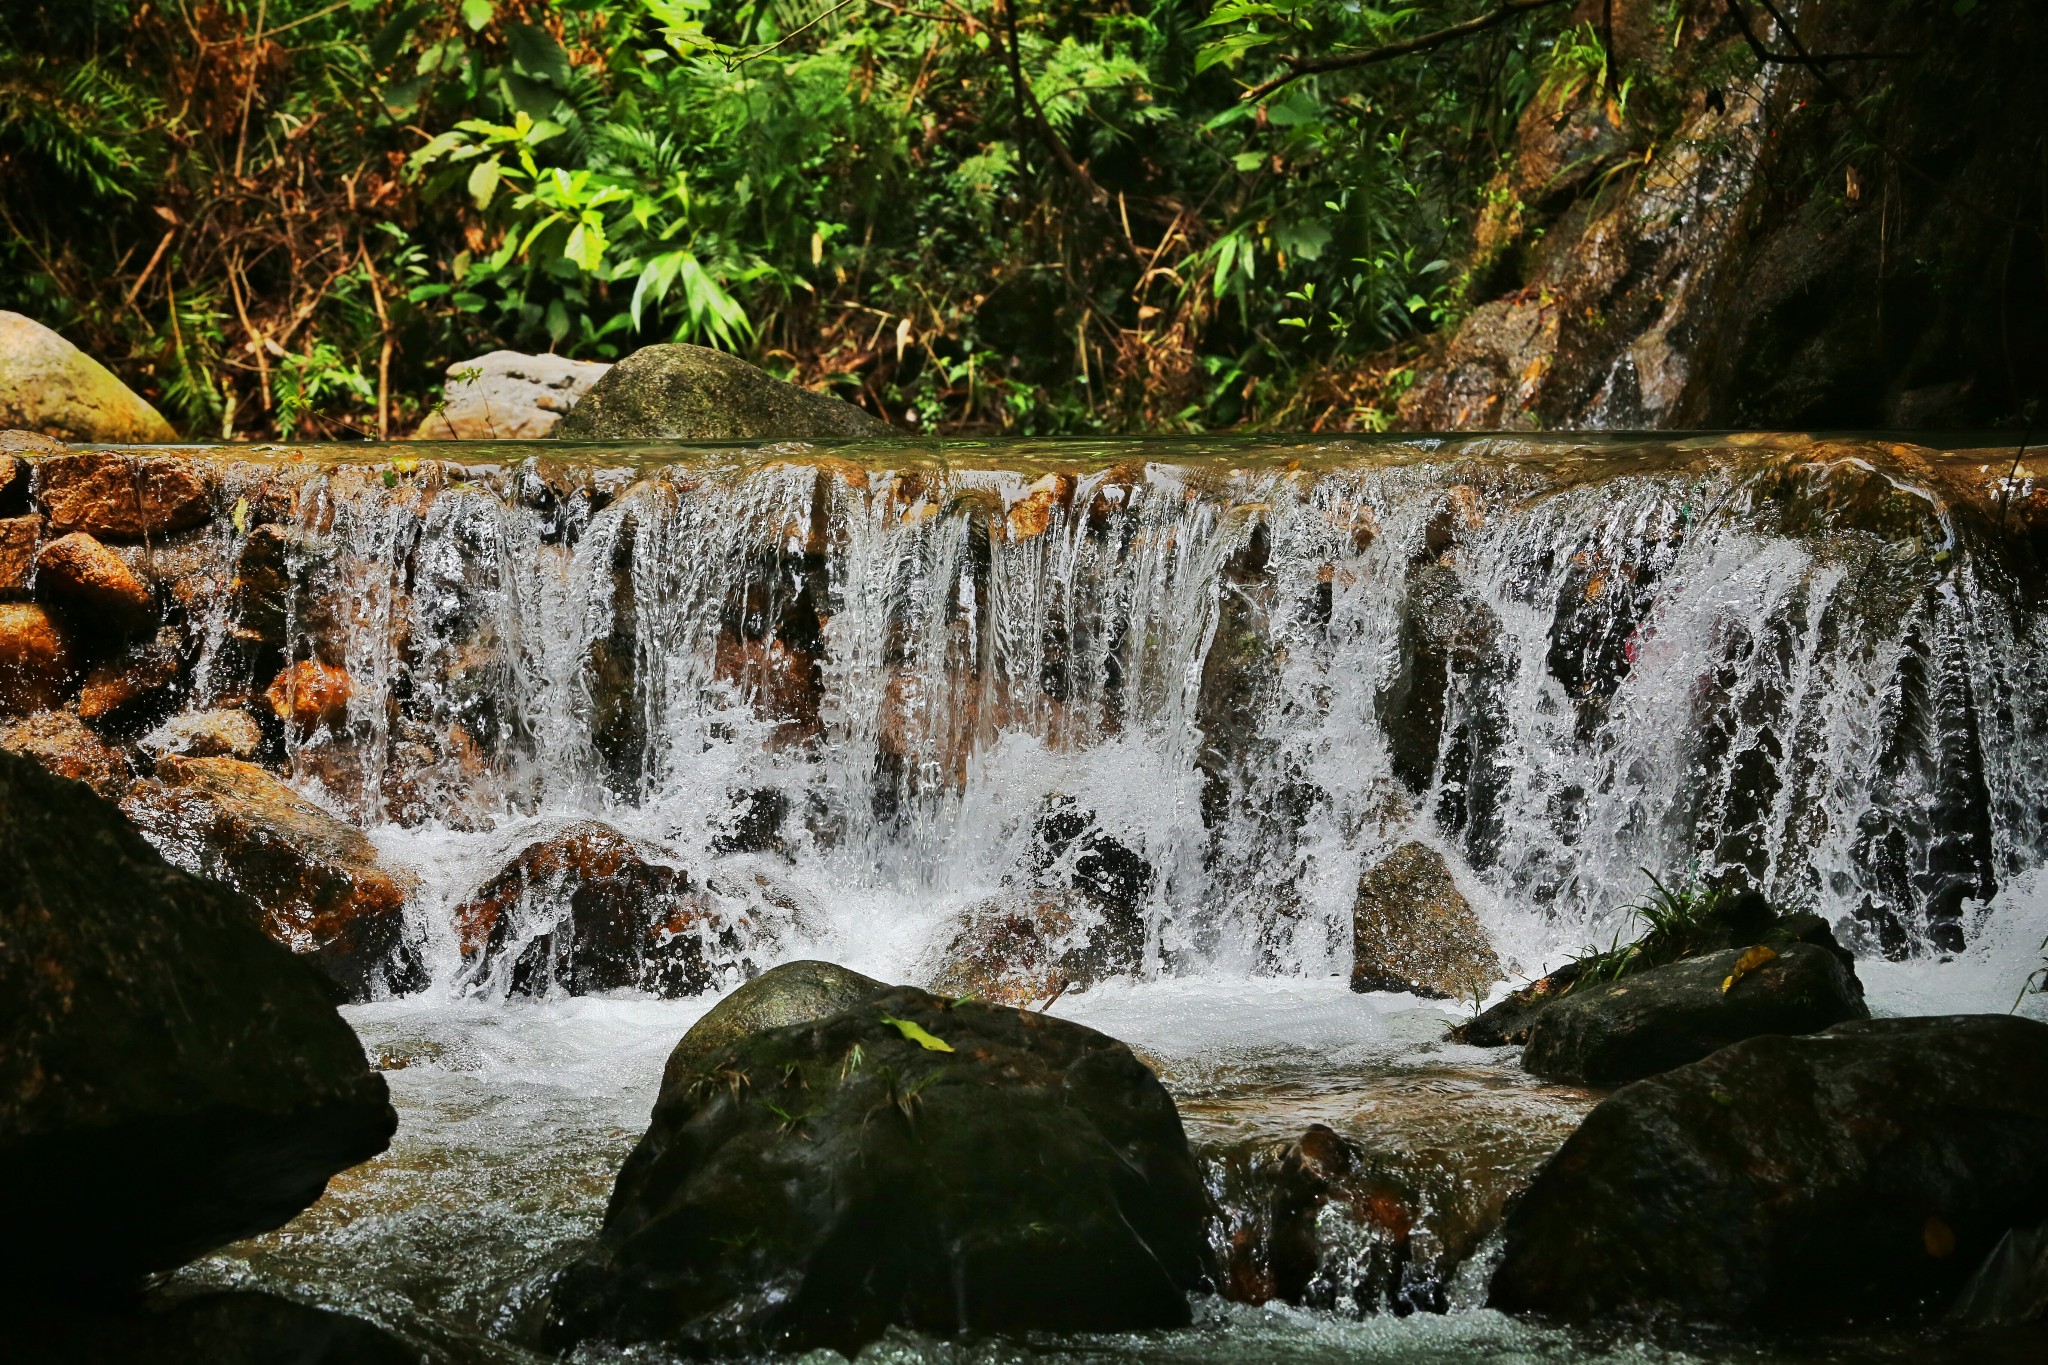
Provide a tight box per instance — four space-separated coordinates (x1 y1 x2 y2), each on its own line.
993 0 1108 204
1241 0 1573 104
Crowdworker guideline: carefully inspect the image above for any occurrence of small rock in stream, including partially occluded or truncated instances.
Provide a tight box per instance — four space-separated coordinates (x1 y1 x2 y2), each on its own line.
1350 840 1502 1001
540 986 1209 1354
553 343 888 440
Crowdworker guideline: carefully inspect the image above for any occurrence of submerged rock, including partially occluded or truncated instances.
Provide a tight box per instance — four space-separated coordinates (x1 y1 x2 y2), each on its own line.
36 450 211 539
1490 1015 2048 1326
18 1290 422 1365
0 749 394 1293
1520 942 1868 1086
661 959 888 1086
452 821 781 998
541 986 1209 1354
413 349 610 439
0 312 178 443
1350 840 1501 1001
553 343 888 441
123 756 423 1000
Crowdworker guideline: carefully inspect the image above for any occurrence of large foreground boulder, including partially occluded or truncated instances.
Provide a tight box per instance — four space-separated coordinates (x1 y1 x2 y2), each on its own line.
541 986 1210 1354
660 959 887 1085
553 344 888 441
1490 1015 2048 1326
0 313 177 443
413 350 610 439
0 749 395 1293
1520 941 1868 1086
123 756 424 1001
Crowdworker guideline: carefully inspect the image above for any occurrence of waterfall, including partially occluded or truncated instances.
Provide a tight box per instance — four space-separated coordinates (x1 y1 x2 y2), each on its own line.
147 434 2047 994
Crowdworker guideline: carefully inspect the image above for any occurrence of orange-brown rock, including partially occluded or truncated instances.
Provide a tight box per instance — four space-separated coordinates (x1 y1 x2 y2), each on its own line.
451 821 780 998
37 450 212 540
922 886 1143 1007
0 602 75 713
36 530 154 628
264 659 353 733
122 755 423 1000
0 708 131 798
1004 472 1077 543
144 707 267 761
712 634 821 744
0 515 36 592
76 629 184 723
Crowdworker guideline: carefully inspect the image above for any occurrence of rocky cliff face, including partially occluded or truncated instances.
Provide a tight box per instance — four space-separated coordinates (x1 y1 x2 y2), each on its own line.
1401 0 2047 431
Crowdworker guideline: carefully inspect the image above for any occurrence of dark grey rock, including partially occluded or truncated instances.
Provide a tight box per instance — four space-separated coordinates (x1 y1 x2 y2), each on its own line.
552 344 888 441
19 1290 424 1365
542 986 1209 1354
1521 941 1869 1086
1490 1015 2048 1326
0 749 395 1294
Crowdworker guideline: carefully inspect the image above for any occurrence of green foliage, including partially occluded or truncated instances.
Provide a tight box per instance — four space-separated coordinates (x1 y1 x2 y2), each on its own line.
0 1 1590 436
1569 869 1734 991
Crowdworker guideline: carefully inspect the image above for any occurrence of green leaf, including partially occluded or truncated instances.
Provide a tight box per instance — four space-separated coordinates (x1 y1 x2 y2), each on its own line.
467 156 502 210
505 22 574 86
461 0 495 32
878 1013 955 1053
369 2 433 67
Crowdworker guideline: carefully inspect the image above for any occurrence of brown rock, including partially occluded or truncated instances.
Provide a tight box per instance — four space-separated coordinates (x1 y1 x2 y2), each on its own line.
1005 472 1077 543
1350 840 1501 1002
922 886 1143 1007
143 708 266 762
122 756 423 1000
0 515 36 592
36 530 154 628
0 428 70 457
452 821 783 998
712 634 820 744
37 450 212 540
77 630 184 723
0 709 131 798
264 659 353 734
0 602 76 713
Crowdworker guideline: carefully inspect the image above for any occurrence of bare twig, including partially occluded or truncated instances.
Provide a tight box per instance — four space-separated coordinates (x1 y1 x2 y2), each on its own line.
1241 0 1572 103
119 226 179 319
360 242 393 440
994 0 1109 204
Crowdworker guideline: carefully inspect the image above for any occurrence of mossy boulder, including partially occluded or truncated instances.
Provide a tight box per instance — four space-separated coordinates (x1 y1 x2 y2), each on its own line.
540 986 1209 1354
660 959 888 1086
0 749 394 1294
1490 1015 2048 1326
553 344 888 441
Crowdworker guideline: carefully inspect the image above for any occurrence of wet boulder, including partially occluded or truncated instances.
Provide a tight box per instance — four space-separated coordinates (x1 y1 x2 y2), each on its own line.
1350 841 1501 1001
0 312 178 443
36 531 154 632
36 450 211 539
264 658 354 735
553 343 888 441
922 889 1131 1006
1489 1015 2048 1326
540 987 1210 1354
413 349 611 439
0 602 77 713
0 749 394 1293
661 959 888 1086
122 756 424 1001
0 514 36 590
143 707 267 762
451 821 781 998
1520 941 1868 1086
0 709 132 798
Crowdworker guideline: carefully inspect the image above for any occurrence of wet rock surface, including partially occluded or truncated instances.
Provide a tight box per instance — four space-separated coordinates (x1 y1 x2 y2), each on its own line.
661 959 888 1085
0 601 77 712
452 821 780 998
412 349 610 440
1490 1015 2048 1326
0 313 178 443
36 530 154 630
123 755 424 1001
1520 941 1869 1086
0 749 394 1293
36 449 211 539
0 708 133 798
1350 840 1500 1001
541 986 1210 1354
553 342 888 441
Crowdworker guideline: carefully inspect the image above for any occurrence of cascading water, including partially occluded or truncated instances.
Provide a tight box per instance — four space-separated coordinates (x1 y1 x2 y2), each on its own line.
142 432 2048 1364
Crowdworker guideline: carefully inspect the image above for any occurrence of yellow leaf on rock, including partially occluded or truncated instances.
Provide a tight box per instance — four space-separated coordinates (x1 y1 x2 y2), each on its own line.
1721 944 1779 994
879 1013 954 1053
